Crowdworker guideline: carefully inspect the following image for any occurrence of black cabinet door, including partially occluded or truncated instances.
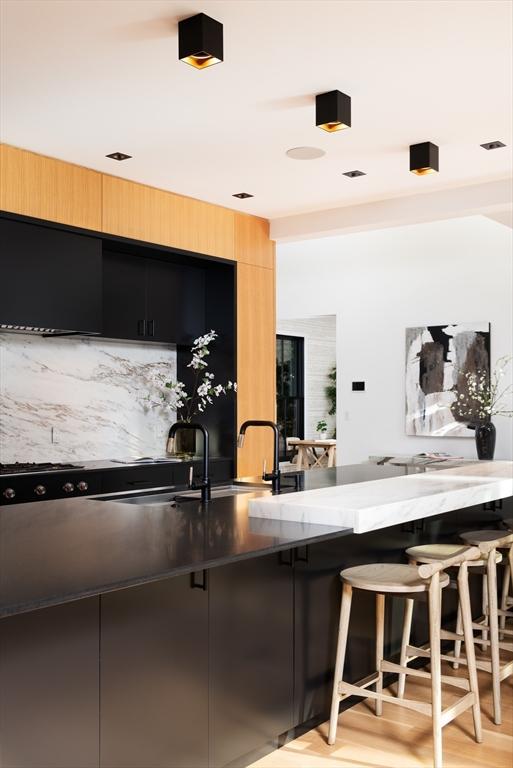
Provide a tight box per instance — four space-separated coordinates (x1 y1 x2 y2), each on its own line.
100 575 208 768
146 258 205 344
102 251 147 340
0 217 102 333
209 552 294 768
0 598 99 768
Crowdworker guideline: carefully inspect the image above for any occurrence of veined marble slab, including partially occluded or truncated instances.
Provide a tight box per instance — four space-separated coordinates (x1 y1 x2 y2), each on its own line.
249 461 513 534
0 333 177 462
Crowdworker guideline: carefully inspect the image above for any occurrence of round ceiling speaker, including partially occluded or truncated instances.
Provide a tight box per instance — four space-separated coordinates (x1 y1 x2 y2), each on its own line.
286 146 326 160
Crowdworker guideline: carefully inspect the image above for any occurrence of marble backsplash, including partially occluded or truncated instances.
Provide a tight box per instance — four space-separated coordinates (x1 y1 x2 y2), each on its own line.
0 333 177 462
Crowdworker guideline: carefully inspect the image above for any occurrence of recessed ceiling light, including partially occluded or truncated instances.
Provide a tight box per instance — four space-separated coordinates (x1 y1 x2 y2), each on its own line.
286 146 326 160
106 152 132 161
179 13 223 69
233 192 253 199
343 170 366 178
316 90 351 132
480 140 506 150
409 141 439 175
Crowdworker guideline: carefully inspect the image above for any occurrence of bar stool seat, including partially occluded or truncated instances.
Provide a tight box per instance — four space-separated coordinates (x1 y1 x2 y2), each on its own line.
342 562 450 592
406 543 502 571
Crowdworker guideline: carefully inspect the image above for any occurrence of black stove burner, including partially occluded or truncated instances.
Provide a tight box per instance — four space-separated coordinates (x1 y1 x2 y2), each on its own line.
0 461 84 475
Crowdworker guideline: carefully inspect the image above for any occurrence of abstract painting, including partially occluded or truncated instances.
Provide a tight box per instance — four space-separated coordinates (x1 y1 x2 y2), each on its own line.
405 323 490 437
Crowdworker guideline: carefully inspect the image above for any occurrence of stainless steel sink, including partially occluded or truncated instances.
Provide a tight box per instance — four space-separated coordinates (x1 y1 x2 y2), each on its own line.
95 483 270 506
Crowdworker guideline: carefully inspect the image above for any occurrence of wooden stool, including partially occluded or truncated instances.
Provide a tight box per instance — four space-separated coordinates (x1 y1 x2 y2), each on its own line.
456 530 513 725
328 548 482 768
401 543 500 695
499 518 513 632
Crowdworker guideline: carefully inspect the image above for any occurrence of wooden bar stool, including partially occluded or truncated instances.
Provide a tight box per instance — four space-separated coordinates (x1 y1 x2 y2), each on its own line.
400 543 500 696
499 518 513 632
328 547 482 768
456 529 513 726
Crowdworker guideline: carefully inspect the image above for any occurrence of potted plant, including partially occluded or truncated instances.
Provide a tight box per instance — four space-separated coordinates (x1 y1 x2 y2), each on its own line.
146 330 237 457
316 419 328 440
451 355 512 460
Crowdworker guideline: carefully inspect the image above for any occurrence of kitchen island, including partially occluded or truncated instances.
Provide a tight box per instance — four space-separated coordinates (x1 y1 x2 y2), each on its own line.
1 462 511 768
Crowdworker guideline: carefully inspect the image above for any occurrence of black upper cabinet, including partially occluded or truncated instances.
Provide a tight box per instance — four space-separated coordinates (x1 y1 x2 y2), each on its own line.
0 218 102 334
102 252 146 341
103 251 205 344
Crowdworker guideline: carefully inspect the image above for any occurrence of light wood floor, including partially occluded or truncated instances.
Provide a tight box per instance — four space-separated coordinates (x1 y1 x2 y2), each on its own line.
248 662 513 768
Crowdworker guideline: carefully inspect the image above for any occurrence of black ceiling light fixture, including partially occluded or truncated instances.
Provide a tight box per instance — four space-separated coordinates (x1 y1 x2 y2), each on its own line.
316 90 351 132
343 170 366 178
480 140 506 150
409 141 439 175
105 152 132 161
232 192 253 199
178 13 223 69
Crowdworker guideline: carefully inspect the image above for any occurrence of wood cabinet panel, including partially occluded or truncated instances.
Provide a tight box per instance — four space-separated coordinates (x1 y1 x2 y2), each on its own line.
237 263 276 476
235 213 275 269
0 144 102 230
102 174 236 260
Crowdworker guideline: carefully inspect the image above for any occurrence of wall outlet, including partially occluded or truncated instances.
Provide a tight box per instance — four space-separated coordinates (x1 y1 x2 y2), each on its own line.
51 427 59 444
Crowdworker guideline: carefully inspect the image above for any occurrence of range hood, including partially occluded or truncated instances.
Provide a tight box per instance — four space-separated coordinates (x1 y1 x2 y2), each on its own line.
0 324 100 338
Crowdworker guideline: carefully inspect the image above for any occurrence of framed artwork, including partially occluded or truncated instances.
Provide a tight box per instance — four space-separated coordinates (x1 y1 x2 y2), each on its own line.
405 322 490 437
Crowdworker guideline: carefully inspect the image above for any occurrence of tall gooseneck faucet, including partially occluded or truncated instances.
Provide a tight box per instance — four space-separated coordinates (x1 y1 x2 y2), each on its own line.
168 422 211 502
237 420 281 494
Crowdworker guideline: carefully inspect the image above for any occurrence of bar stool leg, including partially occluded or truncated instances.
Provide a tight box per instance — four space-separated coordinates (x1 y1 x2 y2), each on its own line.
458 562 482 743
428 573 443 768
397 598 414 698
453 600 463 669
375 593 385 716
487 549 501 725
481 574 489 652
328 582 353 745
500 563 509 633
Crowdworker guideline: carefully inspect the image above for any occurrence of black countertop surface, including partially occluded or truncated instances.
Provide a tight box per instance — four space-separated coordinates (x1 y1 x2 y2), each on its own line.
0 464 406 618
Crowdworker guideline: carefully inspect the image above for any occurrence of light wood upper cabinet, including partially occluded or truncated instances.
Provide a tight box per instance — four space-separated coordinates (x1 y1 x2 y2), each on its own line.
0 144 102 231
234 213 275 269
237 262 276 477
102 175 236 260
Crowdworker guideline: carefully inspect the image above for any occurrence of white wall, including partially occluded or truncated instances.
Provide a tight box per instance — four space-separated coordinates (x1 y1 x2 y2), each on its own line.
277 316 336 439
277 216 513 464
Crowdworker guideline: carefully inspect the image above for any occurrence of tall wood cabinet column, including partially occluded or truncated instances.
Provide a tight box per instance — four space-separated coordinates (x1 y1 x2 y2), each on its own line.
235 214 276 477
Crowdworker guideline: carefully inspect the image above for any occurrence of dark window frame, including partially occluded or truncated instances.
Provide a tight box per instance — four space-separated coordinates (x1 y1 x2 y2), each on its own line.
276 334 305 461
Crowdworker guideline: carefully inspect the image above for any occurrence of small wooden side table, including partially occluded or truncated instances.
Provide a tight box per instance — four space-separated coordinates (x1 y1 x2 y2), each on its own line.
288 439 337 469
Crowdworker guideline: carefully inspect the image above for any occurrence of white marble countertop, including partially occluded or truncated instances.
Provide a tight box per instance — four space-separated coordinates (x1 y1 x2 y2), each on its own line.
249 461 513 534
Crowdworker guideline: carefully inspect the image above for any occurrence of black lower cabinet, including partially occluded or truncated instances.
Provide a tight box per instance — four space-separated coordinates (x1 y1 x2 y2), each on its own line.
209 553 294 768
99 575 209 768
0 597 99 768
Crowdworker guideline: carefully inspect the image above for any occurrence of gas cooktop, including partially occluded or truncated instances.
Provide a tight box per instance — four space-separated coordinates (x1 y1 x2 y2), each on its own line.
0 462 85 476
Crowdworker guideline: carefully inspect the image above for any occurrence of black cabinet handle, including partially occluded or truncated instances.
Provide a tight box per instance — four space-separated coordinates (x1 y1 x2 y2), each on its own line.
278 549 294 567
147 319 155 337
190 570 208 590
137 319 146 336
295 545 309 563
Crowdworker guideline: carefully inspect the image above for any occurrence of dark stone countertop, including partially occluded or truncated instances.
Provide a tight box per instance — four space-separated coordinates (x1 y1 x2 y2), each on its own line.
0 464 406 618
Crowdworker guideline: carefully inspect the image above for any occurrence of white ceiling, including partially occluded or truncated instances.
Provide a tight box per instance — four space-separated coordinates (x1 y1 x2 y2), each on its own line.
1 0 512 220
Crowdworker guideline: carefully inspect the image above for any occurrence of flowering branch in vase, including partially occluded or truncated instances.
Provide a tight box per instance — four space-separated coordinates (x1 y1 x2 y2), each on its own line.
451 355 513 424
145 330 237 422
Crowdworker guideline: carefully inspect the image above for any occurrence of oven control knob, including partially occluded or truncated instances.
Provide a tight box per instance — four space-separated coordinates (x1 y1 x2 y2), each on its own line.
77 481 89 492
3 487 16 500
63 482 75 493
34 484 47 496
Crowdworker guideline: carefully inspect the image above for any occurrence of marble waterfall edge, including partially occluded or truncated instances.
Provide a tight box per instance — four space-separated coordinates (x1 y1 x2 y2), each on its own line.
0 333 177 462
248 462 513 534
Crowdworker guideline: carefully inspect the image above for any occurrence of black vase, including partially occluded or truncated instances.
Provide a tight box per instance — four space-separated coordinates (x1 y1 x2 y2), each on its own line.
474 421 496 460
